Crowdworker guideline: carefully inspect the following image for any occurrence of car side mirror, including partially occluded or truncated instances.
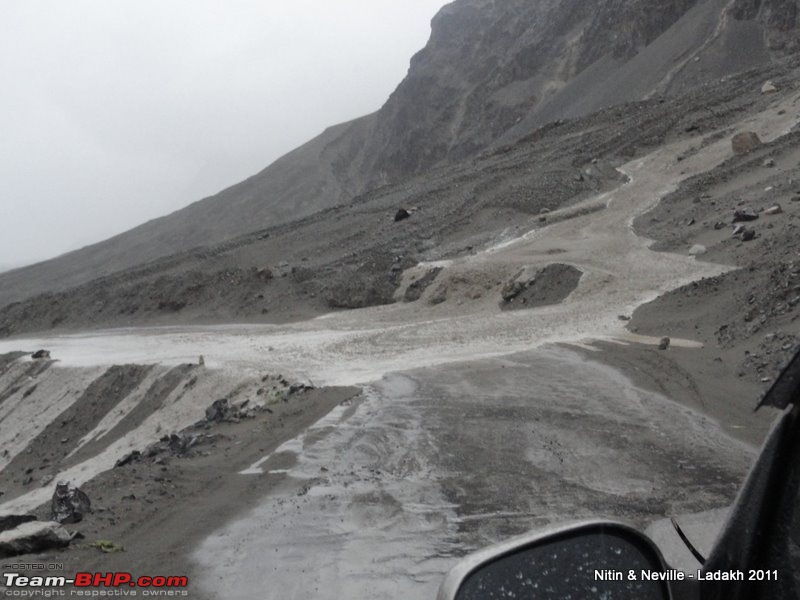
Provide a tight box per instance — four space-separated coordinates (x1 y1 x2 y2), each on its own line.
438 521 674 599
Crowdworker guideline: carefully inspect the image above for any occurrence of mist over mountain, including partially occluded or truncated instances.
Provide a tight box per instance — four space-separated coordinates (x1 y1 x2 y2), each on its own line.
1 0 797 308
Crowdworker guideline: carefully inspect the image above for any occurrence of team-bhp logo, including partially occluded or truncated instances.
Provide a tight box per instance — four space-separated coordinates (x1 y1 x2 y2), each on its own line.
3 572 189 596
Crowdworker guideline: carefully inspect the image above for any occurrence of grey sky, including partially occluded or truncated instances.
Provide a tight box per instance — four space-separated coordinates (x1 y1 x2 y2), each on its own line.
0 0 449 271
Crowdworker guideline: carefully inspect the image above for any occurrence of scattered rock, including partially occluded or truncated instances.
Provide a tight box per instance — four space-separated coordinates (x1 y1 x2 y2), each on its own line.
114 451 142 468
205 399 230 422
394 208 410 222
732 208 759 223
741 228 756 242
689 244 707 256
764 204 783 216
731 132 762 155
763 158 776 168
761 81 778 94
658 337 671 350
732 224 746 236
31 350 50 360
167 433 197 455
51 481 91 524
618 315 631 321
198 355 205 366
0 521 73 559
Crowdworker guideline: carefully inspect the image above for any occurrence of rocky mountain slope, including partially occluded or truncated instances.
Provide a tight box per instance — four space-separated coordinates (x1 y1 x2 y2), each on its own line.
2 0 798 308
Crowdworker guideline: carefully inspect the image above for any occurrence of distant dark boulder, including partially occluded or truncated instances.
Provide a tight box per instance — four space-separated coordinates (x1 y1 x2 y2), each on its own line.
31 349 50 359
394 209 411 223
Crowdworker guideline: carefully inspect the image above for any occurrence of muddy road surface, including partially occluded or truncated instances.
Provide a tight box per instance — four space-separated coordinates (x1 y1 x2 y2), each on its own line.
192 347 753 599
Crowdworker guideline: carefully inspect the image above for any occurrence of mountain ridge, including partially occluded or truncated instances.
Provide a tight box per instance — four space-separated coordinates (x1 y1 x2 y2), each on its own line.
1 0 797 308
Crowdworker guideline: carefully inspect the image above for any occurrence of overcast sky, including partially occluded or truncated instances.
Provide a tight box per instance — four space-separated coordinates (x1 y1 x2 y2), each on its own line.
0 0 449 271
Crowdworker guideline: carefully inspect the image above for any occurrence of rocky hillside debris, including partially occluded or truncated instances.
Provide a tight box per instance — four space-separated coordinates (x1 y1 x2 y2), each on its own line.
114 431 220 467
715 262 800 349
740 333 800 383
0 520 73 559
394 208 411 222
689 244 707 256
404 268 443 302
203 397 266 423
659 337 671 350
0 515 36 533
731 132 763 155
499 264 583 311
31 349 50 359
114 373 311 468
51 481 91 524
761 81 779 94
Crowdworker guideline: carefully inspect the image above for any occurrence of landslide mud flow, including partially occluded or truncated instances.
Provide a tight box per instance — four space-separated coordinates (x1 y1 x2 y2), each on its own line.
0 89 797 597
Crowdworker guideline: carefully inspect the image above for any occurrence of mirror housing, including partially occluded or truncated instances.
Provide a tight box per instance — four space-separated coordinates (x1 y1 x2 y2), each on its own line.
438 520 676 600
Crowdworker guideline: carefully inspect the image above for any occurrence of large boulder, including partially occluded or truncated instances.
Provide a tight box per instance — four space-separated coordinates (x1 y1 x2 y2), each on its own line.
731 132 763 155
0 521 72 558
51 481 91 524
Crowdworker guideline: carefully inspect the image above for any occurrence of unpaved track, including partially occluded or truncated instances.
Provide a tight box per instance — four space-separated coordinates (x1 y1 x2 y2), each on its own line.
192 348 753 599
